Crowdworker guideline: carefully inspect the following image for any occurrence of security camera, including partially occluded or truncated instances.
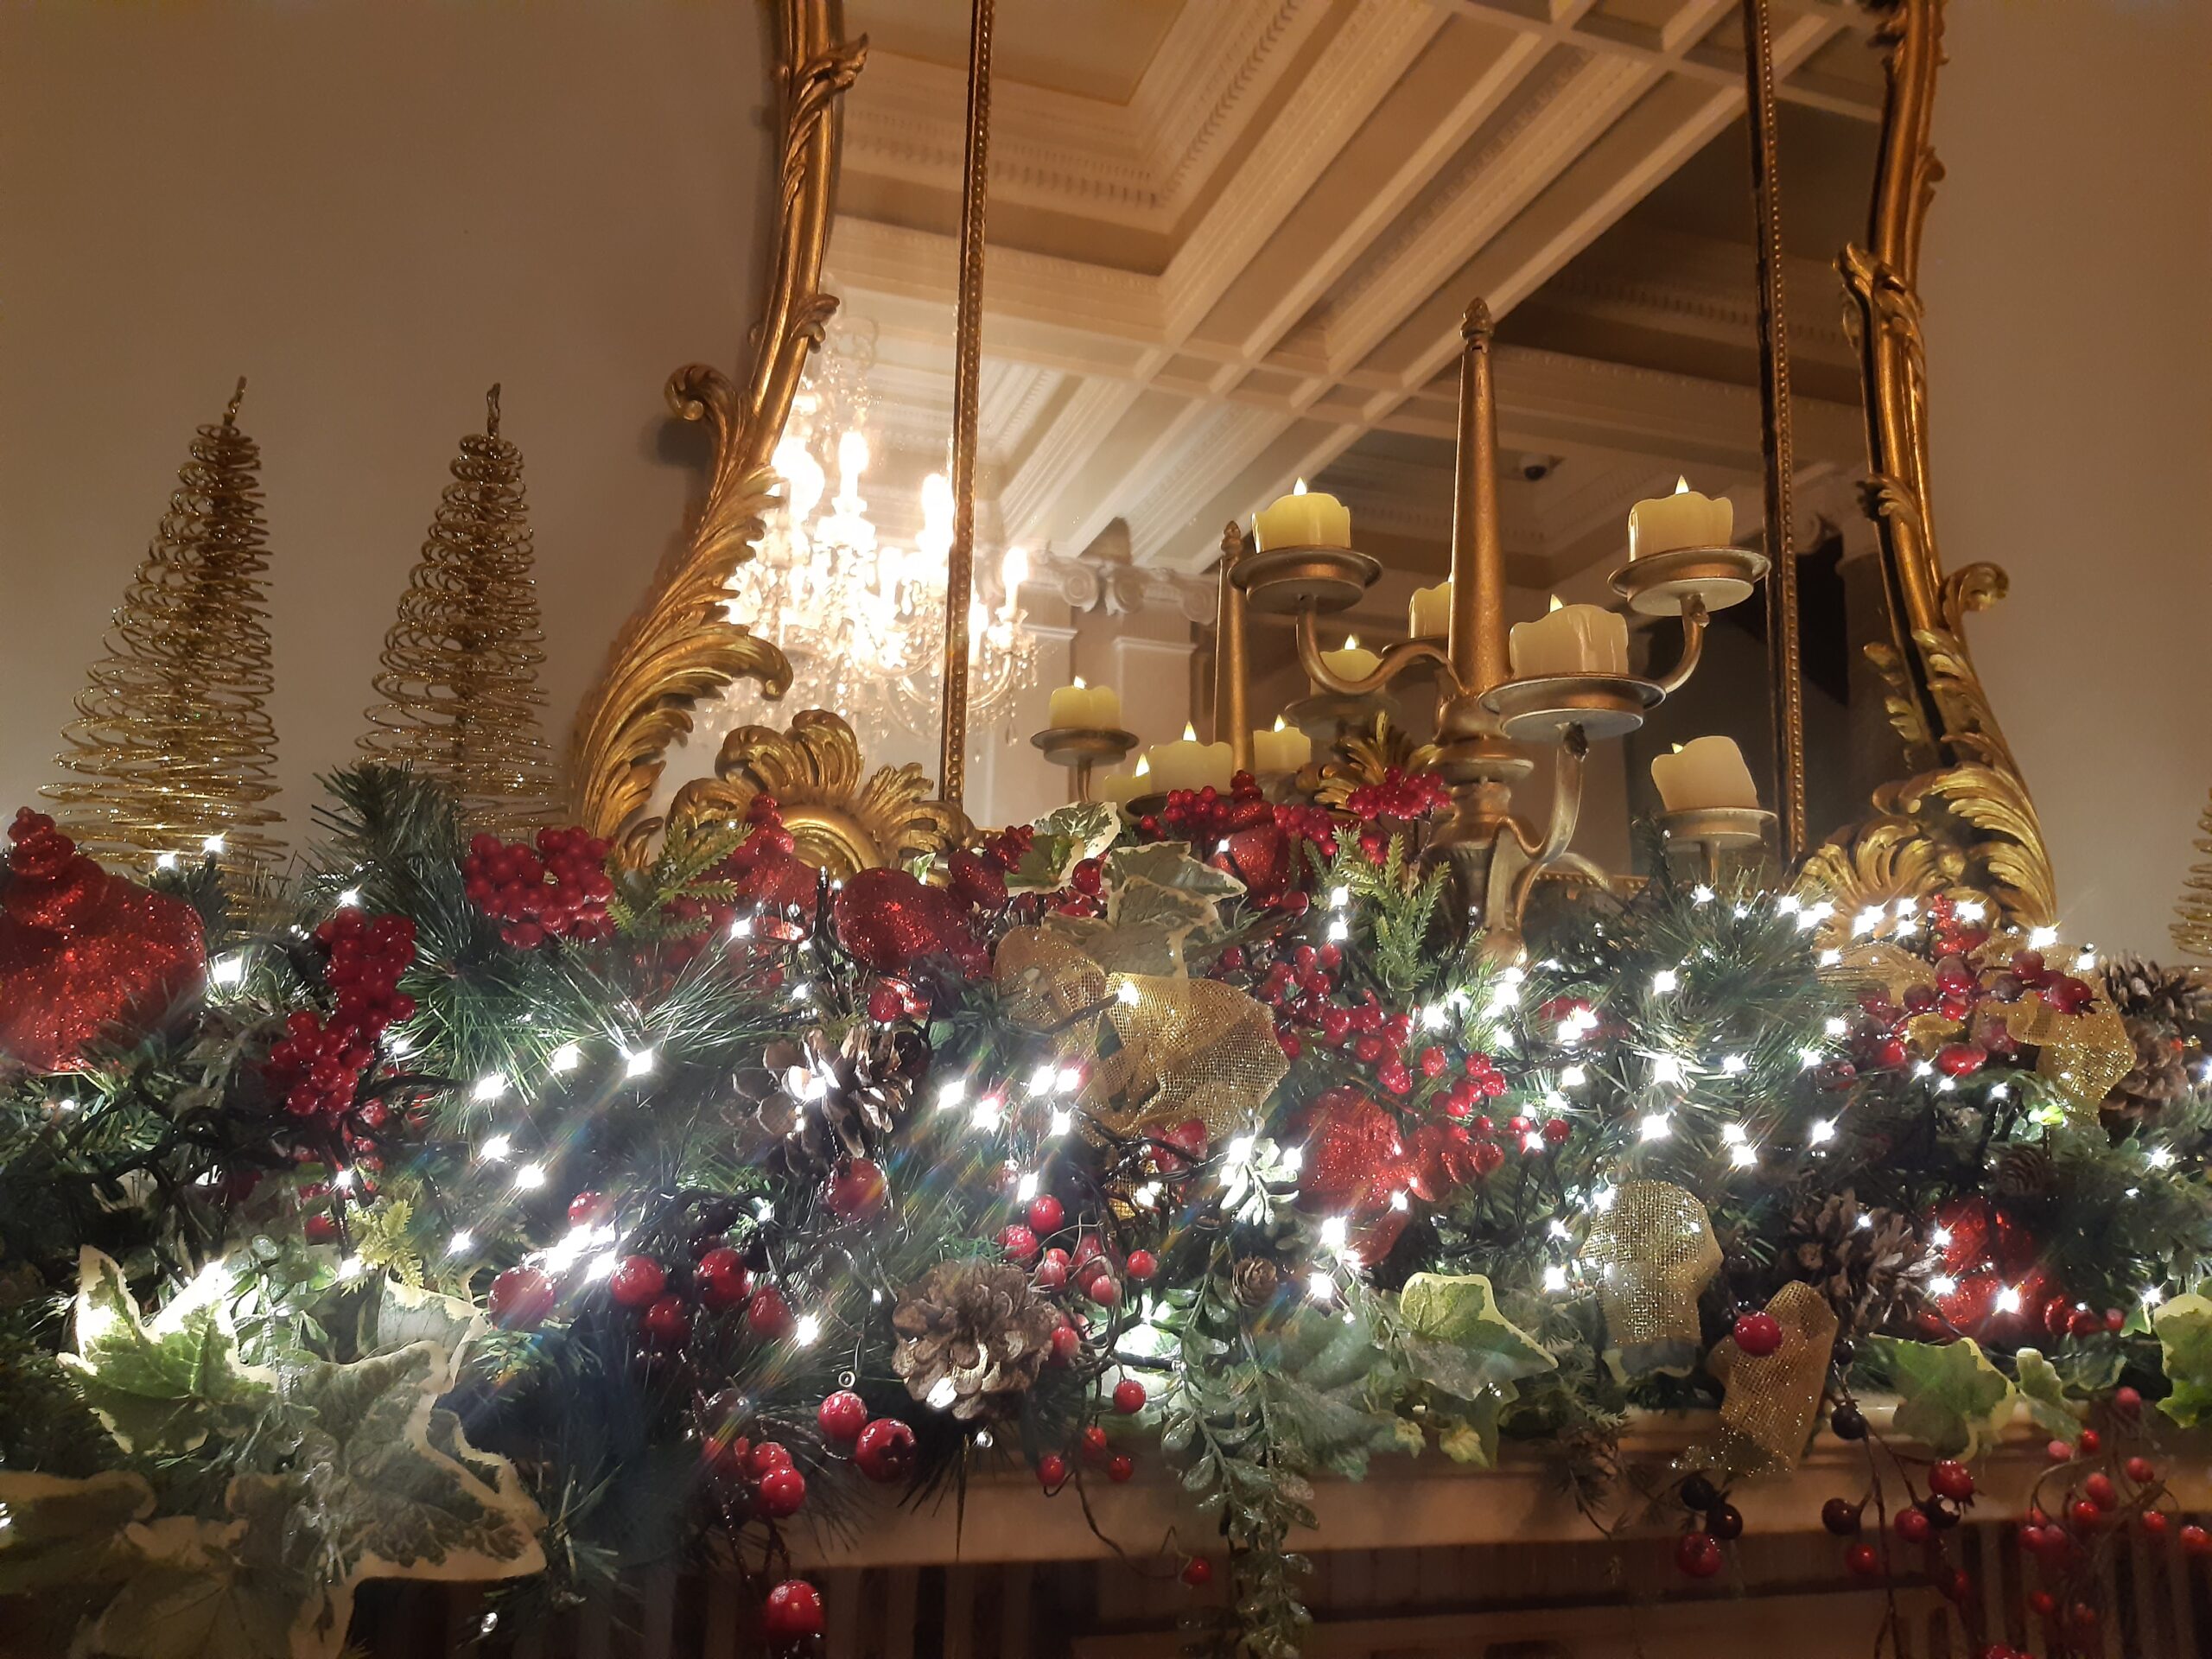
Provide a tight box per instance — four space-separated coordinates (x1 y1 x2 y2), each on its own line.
1518 453 1558 483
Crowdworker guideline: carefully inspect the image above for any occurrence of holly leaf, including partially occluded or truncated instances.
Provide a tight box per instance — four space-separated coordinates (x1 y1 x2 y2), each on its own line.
1007 804 1120 891
60 1248 277 1455
1106 842 1245 900
1865 1336 2013 1457
0 1468 154 1595
285 1342 543 1586
84 1502 321 1659
2012 1348 2081 1446
1396 1272 1555 1399
2152 1292 2212 1427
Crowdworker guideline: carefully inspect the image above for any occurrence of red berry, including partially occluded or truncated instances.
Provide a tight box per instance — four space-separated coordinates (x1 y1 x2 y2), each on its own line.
1675 1531 1724 1579
1935 1041 1986 1077
1106 1453 1135 1484
2027 1591 2056 1618
1034 1250 1069 1291
2114 1385 2144 1416
762 1580 823 1641
2140 1510 2170 1538
489 1265 556 1331
2069 1307 2101 1339
696 1247 753 1310
1050 1324 1081 1365
1732 1313 1783 1358
1894 1508 1932 1545
1180 1556 1213 1587
1113 1377 1147 1414
2069 1498 2101 1529
610 1255 667 1309
1027 1194 1065 1235
826 1158 888 1222
2126 1456 2156 1484
1928 1459 1974 1503
640 1294 691 1348
1418 1047 1448 1079
746 1283 795 1342
304 1211 340 1245
1000 1224 1039 1263
854 1417 916 1484
757 1465 807 1518
1541 1116 1573 1147
1821 1497 1862 1535
1125 1249 1158 1281
1037 1452 1069 1491
2183 1523 2212 1555
2084 1472 2118 1510
1080 1425 1110 1465
817 1390 868 1444
1844 1542 1881 1578
867 983 904 1023
2077 1427 2102 1455
2047 1438 2075 1464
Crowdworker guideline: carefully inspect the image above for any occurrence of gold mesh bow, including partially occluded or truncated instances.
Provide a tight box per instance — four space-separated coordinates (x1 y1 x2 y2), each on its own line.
1581 1180 1720 1382
1709 1280 1839 1471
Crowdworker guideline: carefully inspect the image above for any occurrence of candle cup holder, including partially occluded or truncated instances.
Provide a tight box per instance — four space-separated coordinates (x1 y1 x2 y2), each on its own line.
1284 690 1403 755
1030 726 1140 804
1233 544 1382 615
1656 804 1777 884
1480 673 1662 743
1611 546 1770 617
1124 791 1172 822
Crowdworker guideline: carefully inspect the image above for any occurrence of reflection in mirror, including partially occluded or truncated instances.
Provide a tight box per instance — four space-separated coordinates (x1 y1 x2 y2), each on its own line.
689 0 1907 855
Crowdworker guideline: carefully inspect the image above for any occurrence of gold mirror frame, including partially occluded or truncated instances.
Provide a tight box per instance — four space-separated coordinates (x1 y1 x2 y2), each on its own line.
1799 0 2055 930
562 1 931 874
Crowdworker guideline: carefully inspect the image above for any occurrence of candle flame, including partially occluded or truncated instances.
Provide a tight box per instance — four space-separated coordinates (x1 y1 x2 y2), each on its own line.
1134 755 1150 777
1671 743 1685 753
1547 594 1563 613
1293 478 1309 496
1273 715 1287 733
1674 475 1691 494
1181 722 1198 742
1344 634 1360 650
1072 675 1086 689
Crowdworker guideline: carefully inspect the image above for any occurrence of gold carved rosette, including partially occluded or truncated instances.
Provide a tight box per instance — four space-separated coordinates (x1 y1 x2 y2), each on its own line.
1800 0 2054 930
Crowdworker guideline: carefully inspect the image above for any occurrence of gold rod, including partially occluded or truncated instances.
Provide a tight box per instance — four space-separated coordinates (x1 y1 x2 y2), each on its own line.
1743 0 1806 858
1213 521 1253 774
1449 299 1505 699
938 0 995 809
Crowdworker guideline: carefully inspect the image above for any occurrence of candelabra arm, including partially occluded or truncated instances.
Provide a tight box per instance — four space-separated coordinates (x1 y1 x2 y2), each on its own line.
1294 608 1458 698
1652 594 1710 696
1506 723 1588 933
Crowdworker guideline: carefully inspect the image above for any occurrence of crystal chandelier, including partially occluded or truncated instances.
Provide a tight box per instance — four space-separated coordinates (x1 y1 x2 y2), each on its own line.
723 340 1039 747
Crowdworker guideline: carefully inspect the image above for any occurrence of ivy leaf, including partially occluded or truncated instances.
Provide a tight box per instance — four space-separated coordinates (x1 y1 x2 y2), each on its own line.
60 1249 277 1456
0 1468 154 1595
1433 1390 1509 1468
1866 1336 2013 1457
84 1501 320 1659
2152 1292 2212 1427
284 1342 543 1586
2012 1348 2081 1446
372 1281 488 1384
1396 1272 1555 1399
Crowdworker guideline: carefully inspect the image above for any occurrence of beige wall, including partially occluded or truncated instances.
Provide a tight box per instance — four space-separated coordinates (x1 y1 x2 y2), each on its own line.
1923 0 2212 952
0 1 772 843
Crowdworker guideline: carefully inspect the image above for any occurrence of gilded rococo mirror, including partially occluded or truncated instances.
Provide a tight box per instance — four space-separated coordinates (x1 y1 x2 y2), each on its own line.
570 0 2050 936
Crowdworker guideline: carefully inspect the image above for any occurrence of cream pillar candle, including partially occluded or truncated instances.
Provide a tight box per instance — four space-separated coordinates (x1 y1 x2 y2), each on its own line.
1628 476 1733 561
1650 736 1759 812
1508 599 1629 678
1253 478 1351 550
1316 634 1381 687
1100 754 1149 806
1251 716 1313 775
1409 580 1452 638
1146 724 1234 793
1046 677 1120 729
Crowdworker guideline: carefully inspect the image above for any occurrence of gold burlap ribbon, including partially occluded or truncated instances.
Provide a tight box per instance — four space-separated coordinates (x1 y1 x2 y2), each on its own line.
995 925 1287 1146
1581 1180 1720 1382
1708 1280 1839 1472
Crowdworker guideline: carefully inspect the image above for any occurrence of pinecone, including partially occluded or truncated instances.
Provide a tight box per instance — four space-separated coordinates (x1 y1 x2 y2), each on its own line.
1780 1189 1932 1338
1991 1144 2057 1199
890 1259 1059 1421
1231 1255 1281 1308
736 1025 918 1175
2103 956 2209 1029
2101 957 2205 1127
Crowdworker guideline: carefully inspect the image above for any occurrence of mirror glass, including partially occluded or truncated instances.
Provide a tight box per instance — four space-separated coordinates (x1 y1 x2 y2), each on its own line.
709 0 1914 848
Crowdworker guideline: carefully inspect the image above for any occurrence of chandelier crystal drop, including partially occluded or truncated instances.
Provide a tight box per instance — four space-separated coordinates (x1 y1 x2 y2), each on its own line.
721 341 1039 751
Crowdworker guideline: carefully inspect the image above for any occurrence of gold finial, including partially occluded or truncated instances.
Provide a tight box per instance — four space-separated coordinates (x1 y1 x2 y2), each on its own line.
1221 519 1242 557
486 383 502 437
1461 296 1493 343
223 376 247 426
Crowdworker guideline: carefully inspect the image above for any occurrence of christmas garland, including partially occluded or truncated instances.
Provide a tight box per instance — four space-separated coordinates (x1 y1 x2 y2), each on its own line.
3 766 2211 1659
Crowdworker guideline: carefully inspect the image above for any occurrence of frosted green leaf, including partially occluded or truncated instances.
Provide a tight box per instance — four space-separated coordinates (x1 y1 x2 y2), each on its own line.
2012 1348 2081 1445
2152 1292 2212 1427
84 1506 318 1659
0 1468 154 1595
1866 1336 2013 1458
60 1249 276 1455
1435 1392 1508 1468
372 1281 487 1384
1397 1272 1555 1399
1106 842 1245 900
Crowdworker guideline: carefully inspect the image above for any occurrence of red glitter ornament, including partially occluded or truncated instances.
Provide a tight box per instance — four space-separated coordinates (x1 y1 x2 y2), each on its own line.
1291 1085 1411 1262
0 810 207 1072
833 868 987 977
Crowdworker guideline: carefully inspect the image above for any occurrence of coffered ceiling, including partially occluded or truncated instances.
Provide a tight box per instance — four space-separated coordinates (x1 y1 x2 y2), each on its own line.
830 0 1886 588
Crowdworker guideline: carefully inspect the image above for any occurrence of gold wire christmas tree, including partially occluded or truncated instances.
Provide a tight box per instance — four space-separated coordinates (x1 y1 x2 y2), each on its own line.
359 385 558 835
2174 789 2212 958
46 378 284 874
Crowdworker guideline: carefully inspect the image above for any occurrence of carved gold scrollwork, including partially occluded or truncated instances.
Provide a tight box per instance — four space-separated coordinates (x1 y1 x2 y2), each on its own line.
569 3 866 841
1808 0 2055 931
669 709 964 880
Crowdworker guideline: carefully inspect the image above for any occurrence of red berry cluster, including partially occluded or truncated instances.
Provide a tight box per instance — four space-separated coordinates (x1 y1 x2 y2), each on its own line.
1670 1474 1742 1580
1344 766 1451 823
462 827 614 948
1253 943 1510 1114
1822 1459 1981 1614
1845 941 2096 1082
1151 773 1274 842
262 908 416 1124
814 1389 918 1484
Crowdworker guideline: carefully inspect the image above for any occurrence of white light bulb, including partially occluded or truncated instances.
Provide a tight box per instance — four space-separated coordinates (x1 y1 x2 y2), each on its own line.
2028 925 2059 950
336 1255 366 1281
1993 1285 2023 1315
1651 969 1679 995
1639 1112 1672 1141
550 1042 582 1074
1560 1065 1587 1088
209 953 247 989
1319 1217 1349 1253
2142 1284 2166 1307
201 834 226 855
1330 886 1351 910
1692 884 1715 906
1028 1065 1056 1093
1929 1274 1958 1297
795 1313 822 1346
730 915 753 939
938 1078 967 1109
1730 1143 1758 1169
1048 1108 1074 1136
1116 980 1141 1005
480 1135 514 1162
512 1163 547 1192
337 887 362 909
1542 1264 1569 1293
1808 1118 1836 1146
473 1073 508 1103
1721 1053 1747 1075
972 1095 1004 1129
156 851 181 872
1306 1271 1334 1304
1015 1171 1039 1203
447 1230 476 1256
